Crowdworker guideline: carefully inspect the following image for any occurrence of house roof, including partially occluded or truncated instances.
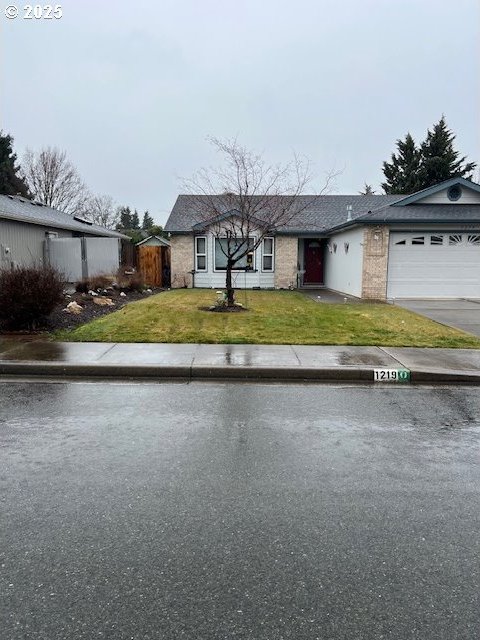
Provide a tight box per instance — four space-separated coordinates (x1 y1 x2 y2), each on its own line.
331 204 480 231
0 195 128 239
136 234 170 246
165 194 401 234
166 179 480 236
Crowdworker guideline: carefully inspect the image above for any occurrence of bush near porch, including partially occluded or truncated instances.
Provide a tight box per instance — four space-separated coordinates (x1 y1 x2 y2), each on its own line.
57 289 480 348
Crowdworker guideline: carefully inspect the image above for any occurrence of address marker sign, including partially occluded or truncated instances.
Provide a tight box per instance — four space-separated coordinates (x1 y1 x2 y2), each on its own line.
373 368 411 382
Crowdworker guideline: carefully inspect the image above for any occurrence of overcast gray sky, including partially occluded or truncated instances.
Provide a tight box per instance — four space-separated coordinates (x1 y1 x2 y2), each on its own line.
2 0 479 224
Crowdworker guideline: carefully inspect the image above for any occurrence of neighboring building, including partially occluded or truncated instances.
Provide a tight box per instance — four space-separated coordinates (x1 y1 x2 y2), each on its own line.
164 177 480 300
0 194 128 280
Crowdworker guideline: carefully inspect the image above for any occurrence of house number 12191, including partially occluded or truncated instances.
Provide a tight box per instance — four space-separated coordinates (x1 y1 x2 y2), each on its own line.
373 368 411 382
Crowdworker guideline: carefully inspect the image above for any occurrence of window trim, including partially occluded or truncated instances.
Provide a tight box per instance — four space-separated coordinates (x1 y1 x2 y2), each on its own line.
213 236 256 272
261 236 274 272
195 235 208 272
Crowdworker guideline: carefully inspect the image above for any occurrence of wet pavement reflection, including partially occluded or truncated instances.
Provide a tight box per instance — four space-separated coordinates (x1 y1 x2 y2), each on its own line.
1 382 479 640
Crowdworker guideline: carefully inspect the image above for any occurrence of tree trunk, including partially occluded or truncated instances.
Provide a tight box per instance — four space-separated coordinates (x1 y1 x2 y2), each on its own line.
225 260 235 306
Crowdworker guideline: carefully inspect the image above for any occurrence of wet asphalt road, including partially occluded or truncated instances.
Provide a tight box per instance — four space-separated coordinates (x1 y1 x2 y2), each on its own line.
1 381 479 640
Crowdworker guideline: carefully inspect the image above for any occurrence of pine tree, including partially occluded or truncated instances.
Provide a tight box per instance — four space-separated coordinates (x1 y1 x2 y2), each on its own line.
359 183 375 195
117 205 133 230
381 133 422 194
382 118 477 195
131 209 140 230
142 210 154 230
419 116 476 188
0 131 30 197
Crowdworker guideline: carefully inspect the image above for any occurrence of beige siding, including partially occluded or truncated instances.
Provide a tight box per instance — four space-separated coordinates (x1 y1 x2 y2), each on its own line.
0 219 71 268
274 236 298 288
170 235 194 288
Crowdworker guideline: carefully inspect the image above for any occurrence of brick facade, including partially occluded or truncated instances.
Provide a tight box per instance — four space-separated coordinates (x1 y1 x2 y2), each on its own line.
361 226 389 300
170 235 193 288
274 236 298 288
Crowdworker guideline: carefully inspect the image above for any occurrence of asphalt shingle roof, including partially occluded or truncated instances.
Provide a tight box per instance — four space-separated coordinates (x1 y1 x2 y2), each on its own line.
165 194 401 234
166 192 480 235
351 204 480 226
0 195 128 238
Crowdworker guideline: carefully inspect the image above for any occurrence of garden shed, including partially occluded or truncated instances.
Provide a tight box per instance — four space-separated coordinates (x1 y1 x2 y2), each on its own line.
136 235 171 287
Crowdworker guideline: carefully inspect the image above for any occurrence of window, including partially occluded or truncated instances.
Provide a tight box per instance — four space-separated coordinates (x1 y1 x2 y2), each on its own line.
195 236 207 271
411 236 425 245
262 237 274 271
449 234 463 246
467 234 480 245
430 235 444 245
394 239 407 245
214 237 255 270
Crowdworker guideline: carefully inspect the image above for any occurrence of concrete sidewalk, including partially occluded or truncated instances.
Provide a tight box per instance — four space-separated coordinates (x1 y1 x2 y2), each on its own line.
2 340 480 384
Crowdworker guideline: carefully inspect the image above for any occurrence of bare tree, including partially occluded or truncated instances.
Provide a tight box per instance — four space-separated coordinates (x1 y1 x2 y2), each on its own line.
81 194 119 229
22 147 89 215
183 137 337 305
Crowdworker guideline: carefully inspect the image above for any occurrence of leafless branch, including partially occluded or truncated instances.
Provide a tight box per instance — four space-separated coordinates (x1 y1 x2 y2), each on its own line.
22 147 89 215
81 194 119 229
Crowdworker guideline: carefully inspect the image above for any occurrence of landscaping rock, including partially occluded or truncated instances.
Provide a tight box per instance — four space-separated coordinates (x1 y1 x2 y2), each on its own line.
65 301 83 315
93 297 114 307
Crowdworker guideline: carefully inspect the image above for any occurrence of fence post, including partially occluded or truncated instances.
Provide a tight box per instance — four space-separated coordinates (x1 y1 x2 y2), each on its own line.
81 238 88 280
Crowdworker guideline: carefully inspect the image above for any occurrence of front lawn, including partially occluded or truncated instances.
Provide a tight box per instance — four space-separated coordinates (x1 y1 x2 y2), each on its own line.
56 289 480 348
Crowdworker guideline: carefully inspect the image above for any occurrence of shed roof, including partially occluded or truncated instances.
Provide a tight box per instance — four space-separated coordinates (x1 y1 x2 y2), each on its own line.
136 235 170 247
0 195 128 239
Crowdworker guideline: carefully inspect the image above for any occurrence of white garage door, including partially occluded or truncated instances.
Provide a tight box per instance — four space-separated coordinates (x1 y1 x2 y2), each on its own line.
387 232 480 298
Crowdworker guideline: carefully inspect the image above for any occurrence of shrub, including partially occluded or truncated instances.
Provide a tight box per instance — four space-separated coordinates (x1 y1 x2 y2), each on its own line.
75 278 89 293
75 274 114 293
0 264 64 330
115 268 145 292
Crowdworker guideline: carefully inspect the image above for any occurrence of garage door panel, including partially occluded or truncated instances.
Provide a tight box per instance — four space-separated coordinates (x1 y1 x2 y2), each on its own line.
387 232 480 298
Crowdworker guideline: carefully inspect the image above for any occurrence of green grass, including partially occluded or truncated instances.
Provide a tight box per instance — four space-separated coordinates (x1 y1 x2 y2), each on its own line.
55 289 480 348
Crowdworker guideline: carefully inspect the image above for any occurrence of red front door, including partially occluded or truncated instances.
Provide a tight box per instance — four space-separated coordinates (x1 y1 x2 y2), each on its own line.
304 240 323 284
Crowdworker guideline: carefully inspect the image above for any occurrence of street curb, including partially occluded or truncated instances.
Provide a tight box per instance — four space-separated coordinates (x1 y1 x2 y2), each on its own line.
2 362 480 384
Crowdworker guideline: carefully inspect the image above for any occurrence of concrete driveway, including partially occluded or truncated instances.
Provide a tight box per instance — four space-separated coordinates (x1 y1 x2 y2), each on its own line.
396 299 480 336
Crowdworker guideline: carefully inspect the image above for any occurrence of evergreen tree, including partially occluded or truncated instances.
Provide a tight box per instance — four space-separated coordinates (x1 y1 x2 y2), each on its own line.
149 224 166 238
419 116 476 187
0 131 30 197
117 205 133 230
382 118 477 195
381 133 422 194
359 183 375 195
142 210 154 230
131 209 140 230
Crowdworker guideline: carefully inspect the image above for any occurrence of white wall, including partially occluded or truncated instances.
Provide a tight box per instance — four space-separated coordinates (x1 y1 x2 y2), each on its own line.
420 187 480 204
324 227 364 297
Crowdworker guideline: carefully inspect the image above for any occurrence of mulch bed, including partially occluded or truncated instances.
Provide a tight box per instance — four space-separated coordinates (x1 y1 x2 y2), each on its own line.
1 288 164 336
198 305 248 313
